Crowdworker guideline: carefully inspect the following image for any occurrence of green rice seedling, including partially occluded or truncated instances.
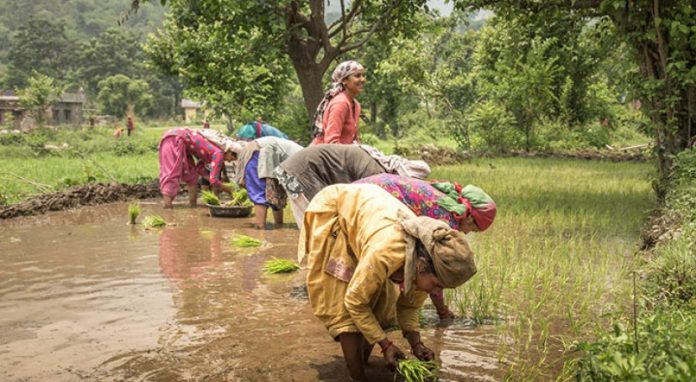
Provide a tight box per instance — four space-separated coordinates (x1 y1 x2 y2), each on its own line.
231 234 262 247
395 359 439 382
263 258 300 274
202 190 221 206
142 215 167 228
128 203 140 224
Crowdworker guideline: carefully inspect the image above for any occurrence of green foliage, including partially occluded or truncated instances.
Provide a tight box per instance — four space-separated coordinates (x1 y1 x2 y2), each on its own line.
3 16 75 88
575 308 696 381
466 100 519 153
77 27 145 96
18 72 62 127
263 258 299 274
97 74 153 118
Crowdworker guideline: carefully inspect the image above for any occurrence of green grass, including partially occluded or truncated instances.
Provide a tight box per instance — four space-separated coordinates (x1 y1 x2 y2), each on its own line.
432 157 655 380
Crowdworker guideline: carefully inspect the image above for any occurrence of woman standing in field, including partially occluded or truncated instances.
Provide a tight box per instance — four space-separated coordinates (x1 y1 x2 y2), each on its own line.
232 136 304 229
354 173 497 319
301 183 476 381
158 128 239 208
311 60 365 145
274 144 430 227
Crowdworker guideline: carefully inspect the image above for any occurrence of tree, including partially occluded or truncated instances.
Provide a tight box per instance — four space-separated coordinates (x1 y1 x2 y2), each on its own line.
97 74 153 118
77 28 145 96
4 16 76 89
136 0 430 121
453 0 696 199
18 71 62 127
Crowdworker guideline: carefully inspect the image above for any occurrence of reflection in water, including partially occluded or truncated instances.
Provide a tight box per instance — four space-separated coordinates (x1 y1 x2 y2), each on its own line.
0 201 506 382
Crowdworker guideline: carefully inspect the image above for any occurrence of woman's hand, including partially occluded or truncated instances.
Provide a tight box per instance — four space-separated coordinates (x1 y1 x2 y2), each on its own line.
379 339 405 371
411 342 435 361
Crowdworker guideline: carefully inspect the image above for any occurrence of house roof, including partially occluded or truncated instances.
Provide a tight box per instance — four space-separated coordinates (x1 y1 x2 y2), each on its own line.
181 98 203 108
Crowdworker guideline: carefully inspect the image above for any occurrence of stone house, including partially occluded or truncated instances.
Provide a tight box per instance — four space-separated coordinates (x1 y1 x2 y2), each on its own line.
0 91 86 129
180 98 208 123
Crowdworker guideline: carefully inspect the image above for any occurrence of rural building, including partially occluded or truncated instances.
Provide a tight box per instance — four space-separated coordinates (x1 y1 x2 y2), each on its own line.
181 98 208 123
0 91 86 129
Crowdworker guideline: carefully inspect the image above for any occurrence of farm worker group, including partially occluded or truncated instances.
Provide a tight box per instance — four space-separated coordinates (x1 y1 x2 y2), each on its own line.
155 60 497 381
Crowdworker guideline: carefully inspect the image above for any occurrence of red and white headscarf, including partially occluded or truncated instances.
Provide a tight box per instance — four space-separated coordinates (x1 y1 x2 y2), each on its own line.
311 60 364 138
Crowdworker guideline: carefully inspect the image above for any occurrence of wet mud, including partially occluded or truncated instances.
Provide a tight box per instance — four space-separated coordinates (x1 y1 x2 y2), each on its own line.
0 182 162 220
0 200 505 382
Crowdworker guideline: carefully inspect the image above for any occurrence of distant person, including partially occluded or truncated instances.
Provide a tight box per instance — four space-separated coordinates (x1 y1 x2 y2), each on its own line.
158 128 239 208
126 115 135 137
237 117 288 140
203 119 210 129
311 60 365 145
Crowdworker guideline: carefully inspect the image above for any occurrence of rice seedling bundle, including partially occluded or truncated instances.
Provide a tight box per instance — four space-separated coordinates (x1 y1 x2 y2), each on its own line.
231 234 262 247
395 359 439 382
142 215 167 228
202 190 221 206
128 203 140 224
263 258 300 274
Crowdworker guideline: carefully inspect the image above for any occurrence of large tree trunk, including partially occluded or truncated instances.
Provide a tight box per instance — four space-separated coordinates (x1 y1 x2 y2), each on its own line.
291 59 326 122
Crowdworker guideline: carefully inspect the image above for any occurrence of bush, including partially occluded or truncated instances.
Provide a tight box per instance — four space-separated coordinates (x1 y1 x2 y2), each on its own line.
575 307 696 381
0 133 25 145
467 100 520 152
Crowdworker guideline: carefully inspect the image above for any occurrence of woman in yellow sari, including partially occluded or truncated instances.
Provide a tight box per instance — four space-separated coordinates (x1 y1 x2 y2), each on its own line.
299 184 477 381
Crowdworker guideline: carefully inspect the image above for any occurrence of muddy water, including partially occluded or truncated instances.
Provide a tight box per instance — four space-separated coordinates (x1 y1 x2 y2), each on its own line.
0 201 503 382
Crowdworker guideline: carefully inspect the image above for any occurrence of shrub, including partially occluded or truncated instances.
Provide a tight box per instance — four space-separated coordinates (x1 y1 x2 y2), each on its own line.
575 307 696 381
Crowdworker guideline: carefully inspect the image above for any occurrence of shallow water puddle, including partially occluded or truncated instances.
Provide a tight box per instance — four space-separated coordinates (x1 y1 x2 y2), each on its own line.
1 201 504 381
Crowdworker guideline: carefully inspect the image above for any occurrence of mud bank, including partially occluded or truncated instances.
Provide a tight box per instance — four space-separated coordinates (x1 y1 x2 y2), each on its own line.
0 182 162 219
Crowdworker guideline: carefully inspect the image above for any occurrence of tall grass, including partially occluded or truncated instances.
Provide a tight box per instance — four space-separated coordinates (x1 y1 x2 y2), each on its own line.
432 157 654 380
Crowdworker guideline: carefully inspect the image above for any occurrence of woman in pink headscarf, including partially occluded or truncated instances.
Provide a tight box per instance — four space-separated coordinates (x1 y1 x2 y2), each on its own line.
311 60 365 145
354 174 497 320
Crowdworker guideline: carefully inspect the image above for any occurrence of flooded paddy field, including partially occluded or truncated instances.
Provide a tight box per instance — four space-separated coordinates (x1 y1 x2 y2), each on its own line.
0 201 503 382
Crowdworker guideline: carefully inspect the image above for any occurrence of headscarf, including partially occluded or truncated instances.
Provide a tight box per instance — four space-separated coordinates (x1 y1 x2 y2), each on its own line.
399 213 476 294
312 60 364 138
431 182 497 231
197 128 245 154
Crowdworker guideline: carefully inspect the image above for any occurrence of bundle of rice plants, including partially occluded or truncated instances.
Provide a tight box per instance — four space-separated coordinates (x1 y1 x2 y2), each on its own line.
395 359 439 382
142 215 167 228
263 258 300 274
231 234 262 247
202 190 221 206
128 203 140 224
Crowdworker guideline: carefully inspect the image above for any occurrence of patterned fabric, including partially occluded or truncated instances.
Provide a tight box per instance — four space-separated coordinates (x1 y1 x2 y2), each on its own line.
265 178 287 209
243 151 286 210
354 174 459 229
311 60 364 139
431 182 497 231
159 128 225 188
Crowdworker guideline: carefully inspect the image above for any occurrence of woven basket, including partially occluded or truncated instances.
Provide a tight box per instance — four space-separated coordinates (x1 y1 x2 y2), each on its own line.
206 204 253 218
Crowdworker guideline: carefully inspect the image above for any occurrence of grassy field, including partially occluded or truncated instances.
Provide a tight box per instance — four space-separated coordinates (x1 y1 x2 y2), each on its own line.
1 126 656 380
432 158 655 380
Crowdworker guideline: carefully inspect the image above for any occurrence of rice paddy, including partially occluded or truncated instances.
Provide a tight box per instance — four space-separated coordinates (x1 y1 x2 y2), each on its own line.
263 258 300 274
231 234 263 248
432 157 654 380
141 215 167 228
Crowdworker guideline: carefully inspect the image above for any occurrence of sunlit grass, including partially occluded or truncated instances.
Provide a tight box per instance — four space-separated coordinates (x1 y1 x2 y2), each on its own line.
432 157 655 381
